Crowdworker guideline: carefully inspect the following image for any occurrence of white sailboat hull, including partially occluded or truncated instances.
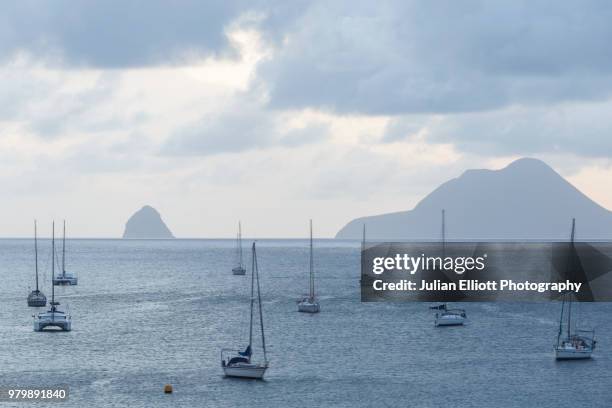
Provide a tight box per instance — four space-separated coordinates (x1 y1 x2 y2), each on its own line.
33 312 72 332
53 274 78 285
435 314 465 326
223 364 267 379
298 300 320 313
555 346 593 360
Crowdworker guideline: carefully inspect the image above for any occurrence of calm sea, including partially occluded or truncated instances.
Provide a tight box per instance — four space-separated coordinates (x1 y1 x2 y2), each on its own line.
0 239 610 407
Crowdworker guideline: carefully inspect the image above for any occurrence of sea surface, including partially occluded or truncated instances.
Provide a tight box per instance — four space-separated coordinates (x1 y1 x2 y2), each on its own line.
0 239 610 408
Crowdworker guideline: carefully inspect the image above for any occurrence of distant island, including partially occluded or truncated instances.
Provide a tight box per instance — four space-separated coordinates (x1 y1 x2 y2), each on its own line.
336 158 612 240
122 205 175 239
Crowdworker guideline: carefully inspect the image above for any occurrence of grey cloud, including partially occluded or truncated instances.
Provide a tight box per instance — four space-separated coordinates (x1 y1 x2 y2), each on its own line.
0 0 254 67
28 74 120 137
6 0 612 159
20 73 154 141
257 0 612 115
0 67 123 139
406 103 612 158
162 111 275 156
280 123 328 147
7 0 612 116
161 110 329 156
382 117 430 143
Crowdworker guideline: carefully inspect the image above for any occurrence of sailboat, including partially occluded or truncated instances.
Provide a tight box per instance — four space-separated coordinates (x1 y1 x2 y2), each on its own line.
232 221 246 275
53 220 77 285
430 209 466 326
27 220 47 307
34 222 72 332
221 242 269 379
554 218 596 360
430 303 467 326
298 220 320 313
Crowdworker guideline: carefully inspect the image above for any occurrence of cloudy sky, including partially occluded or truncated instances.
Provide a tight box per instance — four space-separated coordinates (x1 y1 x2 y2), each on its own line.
2 0 612 238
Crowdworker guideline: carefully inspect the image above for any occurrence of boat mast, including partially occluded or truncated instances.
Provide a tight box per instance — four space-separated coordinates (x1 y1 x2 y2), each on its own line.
441 209 447 309
442 209 446 257
34 220 39 292
254 242 267 362
51 221 55 311
62 220 66 278
567 218 576 340
361 224 366 278
309 219 314 299
248 242 255 351
557 295 565 346
362 223 366 252
238 221 243 268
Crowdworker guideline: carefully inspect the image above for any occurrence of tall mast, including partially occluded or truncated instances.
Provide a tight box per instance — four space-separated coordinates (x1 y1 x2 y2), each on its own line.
557 295 565 346
254 242 267 362
62 220 66 277
238 221 243 267
248 242 255 350
442 209 446 257
51 221 55 309
361 224 366 279
309 219 314 299
34 220 39 291
362 223 366 252
567 218 576 340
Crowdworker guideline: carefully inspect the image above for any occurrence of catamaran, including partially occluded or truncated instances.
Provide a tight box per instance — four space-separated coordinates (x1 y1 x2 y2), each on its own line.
430 210 466 326
232 221 246 275
34 222 72 332
27 220 47 307
554 218 596 360
430 303 467 326
53 220 77 285
221 242 268 379
298 220 320 313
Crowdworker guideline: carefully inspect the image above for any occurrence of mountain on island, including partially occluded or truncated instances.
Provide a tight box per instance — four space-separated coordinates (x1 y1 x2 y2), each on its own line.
336 158 612 240
122 205 175 239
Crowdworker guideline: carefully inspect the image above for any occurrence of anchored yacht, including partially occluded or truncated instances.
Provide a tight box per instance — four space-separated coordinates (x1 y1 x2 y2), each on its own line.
53 221 78 286
430 303 467 326
298 220 320 313
232 221 246 275
554 219 596 360
34 222 72 332
27 220 47 307
429 210 466 326
221 242 268 379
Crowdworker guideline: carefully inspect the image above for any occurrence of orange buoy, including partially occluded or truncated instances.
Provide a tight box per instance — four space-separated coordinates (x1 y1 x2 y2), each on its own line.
164 384 173 394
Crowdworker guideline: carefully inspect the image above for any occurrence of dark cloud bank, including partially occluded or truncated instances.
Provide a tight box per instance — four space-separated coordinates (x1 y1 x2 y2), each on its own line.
5 1 612 157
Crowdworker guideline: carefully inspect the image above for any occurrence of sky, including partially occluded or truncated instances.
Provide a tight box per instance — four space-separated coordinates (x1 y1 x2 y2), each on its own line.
1 0 612 238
